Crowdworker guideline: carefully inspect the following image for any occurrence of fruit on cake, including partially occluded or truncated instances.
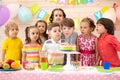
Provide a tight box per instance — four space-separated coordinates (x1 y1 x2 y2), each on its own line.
60 44 76 51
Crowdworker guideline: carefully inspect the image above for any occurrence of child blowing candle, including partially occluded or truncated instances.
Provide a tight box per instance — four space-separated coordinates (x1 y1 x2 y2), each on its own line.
96 18 120 67
76 17 98 66
42 23 64 65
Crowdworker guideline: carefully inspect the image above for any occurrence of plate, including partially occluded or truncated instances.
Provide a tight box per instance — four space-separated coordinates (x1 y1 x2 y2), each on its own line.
94 66 120 74
48 65 64 72
0 68 21 71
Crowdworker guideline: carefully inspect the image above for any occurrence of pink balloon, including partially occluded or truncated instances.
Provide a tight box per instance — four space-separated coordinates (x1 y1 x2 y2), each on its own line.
7 3 20 18
0 5 10 26
116 6 120 21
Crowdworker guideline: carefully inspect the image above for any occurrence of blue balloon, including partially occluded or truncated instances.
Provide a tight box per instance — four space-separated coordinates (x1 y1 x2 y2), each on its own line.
18 6 32 22
0 5 10 26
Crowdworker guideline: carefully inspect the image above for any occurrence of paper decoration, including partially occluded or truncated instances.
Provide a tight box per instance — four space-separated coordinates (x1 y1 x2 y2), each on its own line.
76 0 81 5
44 14 50 23
80 0 85 4
73 18 80 30
94 10 102 21
37 9 47 20
49 0 94 5
101 6 109 14
30 4 40 15
85 0 93 3
102 8 116 23
67 0 76 5
50 0 58 3
58 0 66 4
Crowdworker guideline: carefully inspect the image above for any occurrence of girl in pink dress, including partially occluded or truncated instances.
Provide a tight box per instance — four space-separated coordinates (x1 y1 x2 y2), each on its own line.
76 17 98 66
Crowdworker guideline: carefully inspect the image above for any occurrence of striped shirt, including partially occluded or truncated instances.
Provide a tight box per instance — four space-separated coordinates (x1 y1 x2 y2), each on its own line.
42 39 64 64
23 44 42 63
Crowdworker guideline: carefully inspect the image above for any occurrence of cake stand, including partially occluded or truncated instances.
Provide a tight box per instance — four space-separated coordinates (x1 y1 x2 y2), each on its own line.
60 51 80 71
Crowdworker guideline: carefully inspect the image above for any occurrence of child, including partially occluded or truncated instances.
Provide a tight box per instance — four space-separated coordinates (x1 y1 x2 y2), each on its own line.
22 26 42 63
76 17 97 66
42 23 64 65
96 18 120 67
35 20 48 44
49 8 66 24
1 22 23 62
61 18 78 62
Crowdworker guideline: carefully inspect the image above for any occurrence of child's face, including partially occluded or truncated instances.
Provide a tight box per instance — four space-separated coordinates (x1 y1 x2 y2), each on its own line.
62 26 74 38
49 26 61 41
80 22 93 36
28 28 39 42
9 26 19 39
96 23 107 35
36 22 46 34
53 10 64 24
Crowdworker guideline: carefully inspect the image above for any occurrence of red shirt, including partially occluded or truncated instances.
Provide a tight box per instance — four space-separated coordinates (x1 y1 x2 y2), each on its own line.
98 33 120 67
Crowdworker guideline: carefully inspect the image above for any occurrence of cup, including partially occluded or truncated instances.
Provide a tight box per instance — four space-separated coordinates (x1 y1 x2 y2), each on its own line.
22 61 28 69
40 51 48 70
103 62 110 70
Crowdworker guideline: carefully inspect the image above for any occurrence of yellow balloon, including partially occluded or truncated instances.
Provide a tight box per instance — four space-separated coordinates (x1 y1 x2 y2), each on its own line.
30 4 40 15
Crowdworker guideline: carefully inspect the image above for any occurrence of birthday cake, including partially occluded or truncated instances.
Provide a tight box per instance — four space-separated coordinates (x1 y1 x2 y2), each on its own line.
60 44 76 51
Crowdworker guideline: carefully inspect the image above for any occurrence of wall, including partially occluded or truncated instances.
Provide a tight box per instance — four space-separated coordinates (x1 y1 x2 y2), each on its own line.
0 0 120 60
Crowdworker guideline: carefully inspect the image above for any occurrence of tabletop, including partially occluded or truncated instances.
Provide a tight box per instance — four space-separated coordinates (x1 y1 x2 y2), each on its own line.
0 66 120 80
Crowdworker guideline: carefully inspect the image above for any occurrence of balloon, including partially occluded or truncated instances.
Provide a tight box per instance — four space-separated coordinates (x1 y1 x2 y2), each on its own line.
116 6 120 21
102 8 116 23
7 3 20 18
18 6 32 22
0 5 10 26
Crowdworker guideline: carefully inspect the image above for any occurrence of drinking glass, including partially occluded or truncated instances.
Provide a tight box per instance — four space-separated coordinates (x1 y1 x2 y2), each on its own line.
40 51 48 70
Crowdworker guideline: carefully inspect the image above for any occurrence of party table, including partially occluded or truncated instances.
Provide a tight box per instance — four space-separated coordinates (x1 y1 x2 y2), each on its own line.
0 67 120 80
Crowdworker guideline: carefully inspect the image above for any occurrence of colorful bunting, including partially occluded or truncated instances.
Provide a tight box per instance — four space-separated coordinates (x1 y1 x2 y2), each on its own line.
67 0 76 5
58 0 66 4
37 9 47 20
101 6 109 14
30 4 40 15
73 18 80 30
49 0 94 5
94 10 102 21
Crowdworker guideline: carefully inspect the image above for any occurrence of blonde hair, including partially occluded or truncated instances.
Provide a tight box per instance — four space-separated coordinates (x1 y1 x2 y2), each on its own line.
5 21 19 37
